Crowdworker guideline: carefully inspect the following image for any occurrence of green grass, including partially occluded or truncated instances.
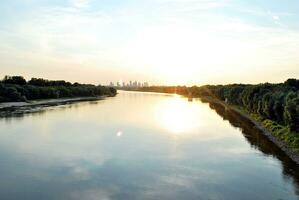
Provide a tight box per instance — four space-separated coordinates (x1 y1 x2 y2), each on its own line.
260 119 299 152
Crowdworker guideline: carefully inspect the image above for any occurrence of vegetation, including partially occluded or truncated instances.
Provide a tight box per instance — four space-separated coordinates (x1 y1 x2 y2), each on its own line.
136 79 299 152
0 76 117 102
132 86 188 95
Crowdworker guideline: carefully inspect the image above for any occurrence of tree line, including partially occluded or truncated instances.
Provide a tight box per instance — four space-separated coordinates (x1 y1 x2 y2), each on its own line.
193 79 299 132
0 76 117 102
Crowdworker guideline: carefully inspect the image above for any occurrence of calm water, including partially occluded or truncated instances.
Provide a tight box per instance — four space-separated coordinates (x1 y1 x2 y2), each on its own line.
0 91 298 200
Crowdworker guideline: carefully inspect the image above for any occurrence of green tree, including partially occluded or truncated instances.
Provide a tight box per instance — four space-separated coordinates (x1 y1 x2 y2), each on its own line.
3 76 27 85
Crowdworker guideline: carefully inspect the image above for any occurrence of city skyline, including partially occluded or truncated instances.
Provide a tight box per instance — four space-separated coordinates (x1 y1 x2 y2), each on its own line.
110 80 149 88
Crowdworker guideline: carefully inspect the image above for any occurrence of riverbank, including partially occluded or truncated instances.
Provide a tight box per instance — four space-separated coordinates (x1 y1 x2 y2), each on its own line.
0 96 107 116
200 96 299 165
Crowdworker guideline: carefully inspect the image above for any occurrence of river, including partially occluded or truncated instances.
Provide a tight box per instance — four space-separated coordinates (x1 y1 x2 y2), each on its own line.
0 91 298 200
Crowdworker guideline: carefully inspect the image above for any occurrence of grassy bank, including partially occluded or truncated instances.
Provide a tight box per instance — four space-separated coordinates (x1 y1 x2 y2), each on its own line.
237 106 299 153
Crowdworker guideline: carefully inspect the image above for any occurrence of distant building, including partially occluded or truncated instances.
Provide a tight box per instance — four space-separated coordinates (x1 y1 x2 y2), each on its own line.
109 80 149 88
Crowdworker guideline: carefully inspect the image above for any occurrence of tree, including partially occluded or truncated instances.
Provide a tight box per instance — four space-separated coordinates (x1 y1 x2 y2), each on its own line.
3 76 27 85
284 92 299 131
28 78 48 86
284 79 299 89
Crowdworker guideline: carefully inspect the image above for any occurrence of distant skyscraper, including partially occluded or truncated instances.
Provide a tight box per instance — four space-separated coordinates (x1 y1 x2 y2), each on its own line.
111 80 148 88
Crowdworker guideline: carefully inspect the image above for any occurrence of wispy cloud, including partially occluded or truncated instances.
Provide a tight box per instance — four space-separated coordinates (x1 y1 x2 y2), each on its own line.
177 1 228 12
70 0 91 9
155 0 229 12
272 15 280 21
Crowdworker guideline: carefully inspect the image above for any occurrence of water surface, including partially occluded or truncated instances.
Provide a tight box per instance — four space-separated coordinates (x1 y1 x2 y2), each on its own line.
0 91 298 200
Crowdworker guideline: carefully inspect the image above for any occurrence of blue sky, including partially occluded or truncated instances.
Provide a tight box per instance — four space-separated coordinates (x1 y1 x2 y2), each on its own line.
0 0 299 85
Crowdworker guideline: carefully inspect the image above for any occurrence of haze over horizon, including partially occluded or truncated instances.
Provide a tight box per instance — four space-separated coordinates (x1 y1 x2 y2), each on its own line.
1 0 299 85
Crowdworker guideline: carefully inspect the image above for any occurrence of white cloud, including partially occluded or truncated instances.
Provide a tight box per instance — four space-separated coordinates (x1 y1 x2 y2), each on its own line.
155 0 229 12
272 15 280 21
177 1 228 12
71 0 90 8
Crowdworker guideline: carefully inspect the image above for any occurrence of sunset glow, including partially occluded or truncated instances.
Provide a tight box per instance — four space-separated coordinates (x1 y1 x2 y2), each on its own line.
0 0 299 85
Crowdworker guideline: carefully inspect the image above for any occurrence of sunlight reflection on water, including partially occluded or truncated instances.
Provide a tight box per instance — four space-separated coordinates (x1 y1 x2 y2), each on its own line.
154 96 202 134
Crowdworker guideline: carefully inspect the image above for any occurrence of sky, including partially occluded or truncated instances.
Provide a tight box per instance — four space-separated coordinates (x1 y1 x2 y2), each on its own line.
0 0 299 85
